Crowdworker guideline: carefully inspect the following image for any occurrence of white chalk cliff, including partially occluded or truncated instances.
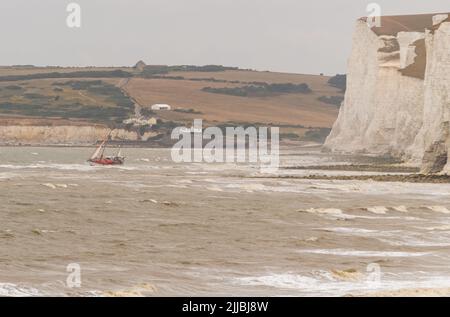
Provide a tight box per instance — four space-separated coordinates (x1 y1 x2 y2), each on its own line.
325 13 450 173
0 125 157 145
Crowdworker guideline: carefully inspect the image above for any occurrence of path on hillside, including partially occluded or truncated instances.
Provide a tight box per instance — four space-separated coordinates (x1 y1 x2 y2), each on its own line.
118 78 142 117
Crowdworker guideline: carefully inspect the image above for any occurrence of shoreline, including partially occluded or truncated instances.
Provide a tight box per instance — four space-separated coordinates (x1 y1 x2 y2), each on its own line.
0 139 315 149
283 164 420 173
0 143 173 149
257 173 450 183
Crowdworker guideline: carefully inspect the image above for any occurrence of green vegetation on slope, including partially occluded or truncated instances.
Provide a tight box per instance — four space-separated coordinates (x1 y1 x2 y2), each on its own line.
0 80 134 124
301 128 332 143
0 70 132 82
202 83 312 97
328 74 347 92
318 95 344 107
141 65 240 77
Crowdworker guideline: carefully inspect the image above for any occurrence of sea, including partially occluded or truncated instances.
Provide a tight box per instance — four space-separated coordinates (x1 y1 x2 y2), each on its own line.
1 146 450 296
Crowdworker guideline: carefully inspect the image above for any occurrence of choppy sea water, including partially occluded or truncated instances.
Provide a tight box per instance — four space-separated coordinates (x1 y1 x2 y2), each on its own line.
1 146 450 296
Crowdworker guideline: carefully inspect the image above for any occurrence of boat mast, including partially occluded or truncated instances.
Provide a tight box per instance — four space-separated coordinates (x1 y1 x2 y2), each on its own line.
100 142 107 158
100 132 112 158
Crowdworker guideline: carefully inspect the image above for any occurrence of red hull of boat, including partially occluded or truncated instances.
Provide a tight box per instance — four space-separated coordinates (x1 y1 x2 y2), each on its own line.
88 158 124 165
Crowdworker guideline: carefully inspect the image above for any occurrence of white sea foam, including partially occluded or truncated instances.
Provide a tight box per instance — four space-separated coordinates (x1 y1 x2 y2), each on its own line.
236 274 319 289
0 172 19 179
392 205 409 213
426 206 450 214
422 224 450 231
40 183 70 189
297 208 357 220
306 182 362 192
203 179 324 194
232 272 450 297
207 186 224 192
305 180 450 197
319 227 379 234
0 283 42 296
366 206 388 214
176 179 193 184
378 236 450 247
41 183 57 189
299 208 344 215
0 163 138 172
297 249 430 257
0 163 92 171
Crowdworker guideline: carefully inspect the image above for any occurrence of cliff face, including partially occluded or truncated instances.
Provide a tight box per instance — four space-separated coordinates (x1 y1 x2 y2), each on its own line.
412 20 450 173
325 13 450 173
0 126 145 145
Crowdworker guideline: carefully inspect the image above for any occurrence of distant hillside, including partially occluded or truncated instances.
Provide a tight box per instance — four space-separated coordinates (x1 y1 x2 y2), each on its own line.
0 64 342 145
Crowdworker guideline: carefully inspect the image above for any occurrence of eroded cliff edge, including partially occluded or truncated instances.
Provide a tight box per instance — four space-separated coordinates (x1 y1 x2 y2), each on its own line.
324 13 450 174
0 120 158 146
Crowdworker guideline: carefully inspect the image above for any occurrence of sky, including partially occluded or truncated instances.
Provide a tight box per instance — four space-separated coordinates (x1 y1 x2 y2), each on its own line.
0 0 448 75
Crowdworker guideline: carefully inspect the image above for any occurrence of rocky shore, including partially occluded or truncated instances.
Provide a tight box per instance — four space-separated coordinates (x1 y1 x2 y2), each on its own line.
269 173 450 183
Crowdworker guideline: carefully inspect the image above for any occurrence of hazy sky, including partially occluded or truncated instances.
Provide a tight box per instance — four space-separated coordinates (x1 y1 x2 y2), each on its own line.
0 0 448 74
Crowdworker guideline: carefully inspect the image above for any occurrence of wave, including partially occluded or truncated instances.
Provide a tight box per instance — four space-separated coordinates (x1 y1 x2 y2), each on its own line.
366 206 388 214
299 208 344 215
236 274 319 289
0 163 138 172
300 205 426 222
0 172 20 179
0 283 42 297
319 226 450 247
297 249 430 257
318 227 379 234
422 224 450 231
297 207 417 221
41 183 78 189
206 186 224 192
297 208 356 220
426 206 450 214
377 236 450 247
392 205 409 212
233 271 450 297
102 283 157 297
364 287 450 297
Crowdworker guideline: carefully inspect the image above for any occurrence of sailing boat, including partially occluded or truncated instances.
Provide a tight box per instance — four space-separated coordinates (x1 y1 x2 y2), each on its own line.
88 137 125 166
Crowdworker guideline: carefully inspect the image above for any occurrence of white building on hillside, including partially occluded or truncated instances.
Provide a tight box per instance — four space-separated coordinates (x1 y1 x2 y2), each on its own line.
151 104 171 110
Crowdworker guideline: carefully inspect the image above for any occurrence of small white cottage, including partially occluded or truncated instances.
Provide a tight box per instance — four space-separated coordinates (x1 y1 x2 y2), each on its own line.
151 104 171 110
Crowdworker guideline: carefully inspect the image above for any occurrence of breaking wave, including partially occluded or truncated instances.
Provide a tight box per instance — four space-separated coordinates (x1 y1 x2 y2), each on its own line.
232 272 450 296
297 249 430 257
0 283 42 297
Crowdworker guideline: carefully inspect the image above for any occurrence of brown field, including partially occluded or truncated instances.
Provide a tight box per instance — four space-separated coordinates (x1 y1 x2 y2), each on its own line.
126 71 340 128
